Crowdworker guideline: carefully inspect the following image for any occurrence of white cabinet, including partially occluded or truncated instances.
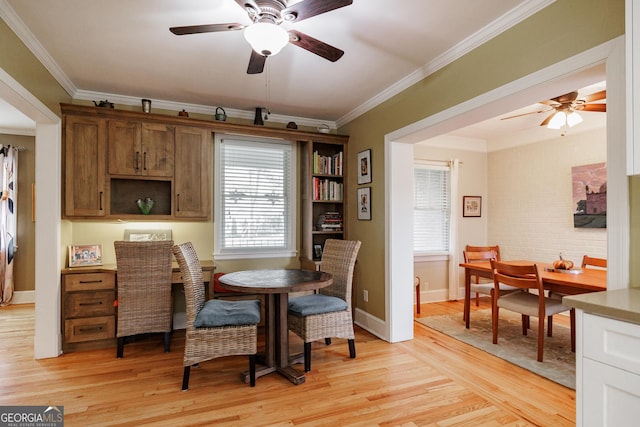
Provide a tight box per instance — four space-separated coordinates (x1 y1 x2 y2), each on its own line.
577 311 640 426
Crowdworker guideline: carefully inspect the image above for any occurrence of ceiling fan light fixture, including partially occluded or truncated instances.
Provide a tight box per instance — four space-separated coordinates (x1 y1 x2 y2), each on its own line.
567 111 583 127
244 22 289 57
547 111 567 129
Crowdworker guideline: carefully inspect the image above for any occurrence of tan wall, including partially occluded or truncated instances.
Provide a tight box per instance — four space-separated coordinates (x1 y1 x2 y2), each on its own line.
340 0 625 320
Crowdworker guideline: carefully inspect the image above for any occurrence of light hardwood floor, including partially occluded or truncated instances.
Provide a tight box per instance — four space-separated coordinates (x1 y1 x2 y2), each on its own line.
1 301 574 426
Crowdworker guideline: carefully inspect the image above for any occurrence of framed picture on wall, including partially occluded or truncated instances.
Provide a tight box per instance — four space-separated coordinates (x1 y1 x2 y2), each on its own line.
463 196 482 217
357 149 372 184
358 187 371 220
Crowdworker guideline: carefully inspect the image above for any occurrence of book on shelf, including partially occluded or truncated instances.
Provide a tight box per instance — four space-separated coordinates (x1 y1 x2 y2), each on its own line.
313 150 343 176
316 211 343 231
313 177 343 201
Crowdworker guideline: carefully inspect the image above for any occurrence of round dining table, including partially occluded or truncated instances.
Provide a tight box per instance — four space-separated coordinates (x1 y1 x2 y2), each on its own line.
218 268 332 385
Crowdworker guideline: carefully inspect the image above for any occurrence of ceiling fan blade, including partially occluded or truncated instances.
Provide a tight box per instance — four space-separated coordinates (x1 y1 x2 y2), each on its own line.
282 0 353 23
539 112 555 127
170 23 245 35
500 108 552 120
539 99 561 107
580 103 607 112
288 30 344 62
580 90 606 103
247 50 267 74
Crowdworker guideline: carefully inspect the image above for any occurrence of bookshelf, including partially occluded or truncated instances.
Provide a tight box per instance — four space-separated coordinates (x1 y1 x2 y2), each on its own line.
300 140 347 270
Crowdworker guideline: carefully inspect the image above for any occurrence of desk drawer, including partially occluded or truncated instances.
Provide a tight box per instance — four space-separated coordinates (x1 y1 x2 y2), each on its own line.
65 316 115 343
65 272 115 291
584 313 640 376
65 290 115 318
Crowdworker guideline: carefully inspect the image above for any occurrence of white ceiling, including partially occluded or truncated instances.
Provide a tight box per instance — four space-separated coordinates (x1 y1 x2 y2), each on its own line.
0 0 606 144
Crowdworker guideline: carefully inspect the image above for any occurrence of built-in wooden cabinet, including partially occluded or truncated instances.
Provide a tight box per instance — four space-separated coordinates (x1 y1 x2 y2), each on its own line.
174 126 211 219
62 104 210 220
108 120 174 177
300 139 347 269
61 103 348 225
61 270 116 352
63 115 106 217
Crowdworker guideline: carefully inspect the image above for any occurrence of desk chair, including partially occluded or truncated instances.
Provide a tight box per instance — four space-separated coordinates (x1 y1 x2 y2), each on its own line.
288 239 361 372
114 240 174 358
491 260 572 362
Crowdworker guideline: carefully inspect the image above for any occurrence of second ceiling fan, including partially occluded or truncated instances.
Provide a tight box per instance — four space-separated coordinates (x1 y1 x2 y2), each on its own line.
170 0 352 74
502 89 607 129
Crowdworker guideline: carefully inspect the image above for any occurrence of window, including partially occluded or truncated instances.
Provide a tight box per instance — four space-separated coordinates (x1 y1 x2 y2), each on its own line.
214 135 296 259
414 162 450 253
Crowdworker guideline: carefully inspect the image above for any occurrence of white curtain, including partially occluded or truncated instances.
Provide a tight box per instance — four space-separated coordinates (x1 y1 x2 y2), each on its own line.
0 146 17 306
448 159 460 300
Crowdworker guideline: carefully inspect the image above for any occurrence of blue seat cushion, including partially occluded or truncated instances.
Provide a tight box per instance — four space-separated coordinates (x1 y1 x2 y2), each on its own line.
194 299 261 327
288 294 348 316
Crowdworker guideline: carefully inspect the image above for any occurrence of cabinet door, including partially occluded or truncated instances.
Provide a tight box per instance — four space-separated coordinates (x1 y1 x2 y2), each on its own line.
63 115 106 217
108 119 141 176
141 122 174 177
174 126 211 219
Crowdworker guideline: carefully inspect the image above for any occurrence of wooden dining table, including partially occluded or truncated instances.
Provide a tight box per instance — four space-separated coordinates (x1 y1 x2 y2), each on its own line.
460 260 607 328
218 268 332 385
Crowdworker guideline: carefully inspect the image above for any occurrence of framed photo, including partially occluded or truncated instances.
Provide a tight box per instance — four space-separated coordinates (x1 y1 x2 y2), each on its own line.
358 187 371 220
463 196 482 217
124 229 172 241
357 149 372 184
313 244 323 259
68 244 103 267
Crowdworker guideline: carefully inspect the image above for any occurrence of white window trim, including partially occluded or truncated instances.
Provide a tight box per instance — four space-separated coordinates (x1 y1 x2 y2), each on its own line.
213 134 297 260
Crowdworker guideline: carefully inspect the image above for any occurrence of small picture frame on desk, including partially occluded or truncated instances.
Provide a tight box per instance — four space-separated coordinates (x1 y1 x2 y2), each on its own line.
68 244 103 267
313 244 323 260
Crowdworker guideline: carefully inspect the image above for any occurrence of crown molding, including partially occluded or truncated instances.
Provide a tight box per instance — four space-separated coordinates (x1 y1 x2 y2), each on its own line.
336 0 555 127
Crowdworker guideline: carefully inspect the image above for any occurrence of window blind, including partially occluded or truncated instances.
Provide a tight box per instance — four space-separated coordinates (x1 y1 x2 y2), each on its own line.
414 164 450 252
218 138 294 255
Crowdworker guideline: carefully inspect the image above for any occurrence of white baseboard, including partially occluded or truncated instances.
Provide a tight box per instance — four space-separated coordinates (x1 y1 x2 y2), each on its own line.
173 311 186 330
8 290 35 304
354 307 387 341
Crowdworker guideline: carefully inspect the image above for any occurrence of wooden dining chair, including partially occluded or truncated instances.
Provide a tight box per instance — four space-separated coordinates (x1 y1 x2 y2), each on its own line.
288 239 361 372
172 242 260 390
465 245 502 306
490 260 572 362
549 254 606 351
582 255 607 269
114 240 174 358
462 249 519 325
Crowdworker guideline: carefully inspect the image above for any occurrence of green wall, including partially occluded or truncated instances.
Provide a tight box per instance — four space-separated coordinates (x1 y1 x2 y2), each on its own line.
339 0 625 320
0 19 70 115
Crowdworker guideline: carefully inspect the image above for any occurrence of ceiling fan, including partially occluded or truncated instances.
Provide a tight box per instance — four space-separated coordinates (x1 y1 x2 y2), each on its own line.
501 90 607 129
170 0 352 74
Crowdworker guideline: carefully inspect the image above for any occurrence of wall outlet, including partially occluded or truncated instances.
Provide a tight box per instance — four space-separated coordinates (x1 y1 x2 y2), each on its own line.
363 289 369 302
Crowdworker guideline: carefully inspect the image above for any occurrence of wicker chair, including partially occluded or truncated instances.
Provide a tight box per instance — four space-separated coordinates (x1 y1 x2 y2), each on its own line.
114 240 175 358
288 239 361 372
172 242 259 390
